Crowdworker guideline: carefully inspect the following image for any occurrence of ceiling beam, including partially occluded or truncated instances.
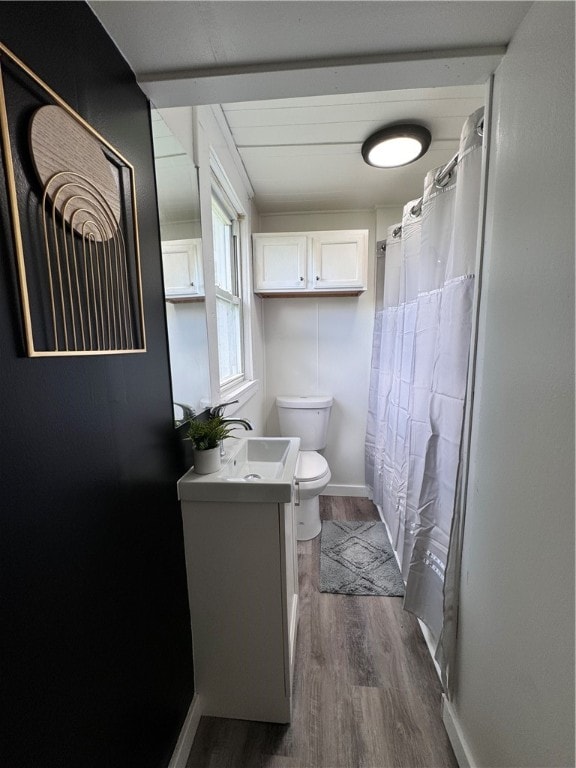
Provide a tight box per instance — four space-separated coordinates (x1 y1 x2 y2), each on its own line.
138 47 505 108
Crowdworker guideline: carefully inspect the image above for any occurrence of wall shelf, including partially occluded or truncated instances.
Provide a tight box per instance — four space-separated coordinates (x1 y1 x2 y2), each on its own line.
257 290 363 298
165 295 206 304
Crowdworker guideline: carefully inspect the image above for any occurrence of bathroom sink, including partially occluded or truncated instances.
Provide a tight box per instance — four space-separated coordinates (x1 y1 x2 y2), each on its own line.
221 438 292 480
178 436 300 503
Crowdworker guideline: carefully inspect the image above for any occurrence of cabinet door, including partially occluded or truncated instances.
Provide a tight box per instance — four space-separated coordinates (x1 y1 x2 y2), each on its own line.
253 234 308 291
310 230 368 290
283 497 299 695
162 239 202 297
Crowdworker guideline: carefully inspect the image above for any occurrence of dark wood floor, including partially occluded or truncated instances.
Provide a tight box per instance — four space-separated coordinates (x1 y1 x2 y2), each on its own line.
187 496 458 768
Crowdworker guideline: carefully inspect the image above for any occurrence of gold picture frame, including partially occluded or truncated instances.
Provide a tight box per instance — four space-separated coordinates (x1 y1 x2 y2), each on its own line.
0 42 146 356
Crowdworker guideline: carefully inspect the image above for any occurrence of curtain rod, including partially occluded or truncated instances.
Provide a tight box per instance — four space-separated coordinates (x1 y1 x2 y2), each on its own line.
409 150 458 218
380 115 484 252
409 116 484 218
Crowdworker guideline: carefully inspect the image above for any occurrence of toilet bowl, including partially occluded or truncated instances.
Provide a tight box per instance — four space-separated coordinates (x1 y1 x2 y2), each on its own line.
276 395 333 541
294 451 331 540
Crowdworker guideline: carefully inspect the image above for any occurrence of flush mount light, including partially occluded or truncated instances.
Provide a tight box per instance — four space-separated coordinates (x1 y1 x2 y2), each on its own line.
361 124 432 168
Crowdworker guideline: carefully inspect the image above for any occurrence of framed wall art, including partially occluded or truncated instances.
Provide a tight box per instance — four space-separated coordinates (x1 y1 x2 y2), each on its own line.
0 42 146 356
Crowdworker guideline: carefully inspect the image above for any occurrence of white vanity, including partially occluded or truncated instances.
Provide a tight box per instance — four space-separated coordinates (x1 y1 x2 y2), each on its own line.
177 437 300 723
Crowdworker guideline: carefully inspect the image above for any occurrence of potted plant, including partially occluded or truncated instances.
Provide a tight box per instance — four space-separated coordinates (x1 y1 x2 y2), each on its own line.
186 415 236 474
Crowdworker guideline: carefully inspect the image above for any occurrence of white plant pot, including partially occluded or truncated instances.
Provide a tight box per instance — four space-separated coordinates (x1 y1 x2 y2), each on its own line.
193 446 221 475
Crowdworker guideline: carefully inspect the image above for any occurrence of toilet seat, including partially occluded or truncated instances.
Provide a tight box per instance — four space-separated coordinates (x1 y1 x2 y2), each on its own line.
295 451 328 482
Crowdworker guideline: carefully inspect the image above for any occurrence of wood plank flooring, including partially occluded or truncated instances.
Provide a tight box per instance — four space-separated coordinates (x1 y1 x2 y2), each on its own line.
186 496 458 768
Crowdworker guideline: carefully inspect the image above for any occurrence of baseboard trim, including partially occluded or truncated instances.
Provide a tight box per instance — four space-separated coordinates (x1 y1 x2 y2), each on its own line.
168 693 203 768
442 695 477 768
324 484 369 497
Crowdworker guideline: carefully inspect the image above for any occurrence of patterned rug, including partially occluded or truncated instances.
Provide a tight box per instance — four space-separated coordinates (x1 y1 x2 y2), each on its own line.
319 521 405 596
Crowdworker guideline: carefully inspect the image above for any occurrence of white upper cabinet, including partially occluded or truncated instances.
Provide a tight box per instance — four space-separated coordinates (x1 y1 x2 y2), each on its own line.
252 234 308 292
310 231 368 291
252 230 368 296
161 238 204 299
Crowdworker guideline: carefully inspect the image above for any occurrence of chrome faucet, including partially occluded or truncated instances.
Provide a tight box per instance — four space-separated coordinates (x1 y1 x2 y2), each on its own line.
209 400 253 431
209 400 239 418
220 417 253 431
210 401 254 456
174 402 195 427
219 418 253 455
218 418 254 456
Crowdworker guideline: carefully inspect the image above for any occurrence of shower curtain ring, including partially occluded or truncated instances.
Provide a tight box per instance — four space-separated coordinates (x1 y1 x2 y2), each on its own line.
435 170 453 189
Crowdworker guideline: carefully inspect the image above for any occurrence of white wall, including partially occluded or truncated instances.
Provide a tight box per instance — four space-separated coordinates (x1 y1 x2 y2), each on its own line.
258 208 401 494
161 220 201 241
450 4 575 767
165 301 211 412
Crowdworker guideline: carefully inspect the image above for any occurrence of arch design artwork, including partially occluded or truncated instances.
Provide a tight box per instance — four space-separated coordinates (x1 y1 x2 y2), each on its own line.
0 43 146 356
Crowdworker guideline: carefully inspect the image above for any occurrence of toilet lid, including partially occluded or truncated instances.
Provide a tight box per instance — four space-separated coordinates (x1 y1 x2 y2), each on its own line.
295 451 329 482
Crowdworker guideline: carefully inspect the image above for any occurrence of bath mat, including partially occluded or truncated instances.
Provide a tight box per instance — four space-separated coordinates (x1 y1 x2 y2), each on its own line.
319 521 405 596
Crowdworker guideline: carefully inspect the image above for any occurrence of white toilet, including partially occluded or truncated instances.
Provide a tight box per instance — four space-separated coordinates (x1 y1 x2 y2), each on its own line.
276 395 333 540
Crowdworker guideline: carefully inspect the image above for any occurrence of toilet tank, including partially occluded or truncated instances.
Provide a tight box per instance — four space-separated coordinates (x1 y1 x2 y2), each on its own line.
276 395 333 450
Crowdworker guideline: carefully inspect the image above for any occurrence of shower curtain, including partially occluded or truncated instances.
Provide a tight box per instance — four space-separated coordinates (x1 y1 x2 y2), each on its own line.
365 108 484 692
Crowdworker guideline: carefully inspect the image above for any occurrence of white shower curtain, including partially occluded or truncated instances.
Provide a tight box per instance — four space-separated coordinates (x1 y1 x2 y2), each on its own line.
365 108 484 690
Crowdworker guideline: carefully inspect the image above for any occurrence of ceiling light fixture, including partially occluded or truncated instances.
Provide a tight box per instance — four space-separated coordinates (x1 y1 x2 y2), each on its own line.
361 124 432 168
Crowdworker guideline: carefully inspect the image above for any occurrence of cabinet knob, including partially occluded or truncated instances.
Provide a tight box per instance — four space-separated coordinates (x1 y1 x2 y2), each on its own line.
315 275 320 281
299 276 304 281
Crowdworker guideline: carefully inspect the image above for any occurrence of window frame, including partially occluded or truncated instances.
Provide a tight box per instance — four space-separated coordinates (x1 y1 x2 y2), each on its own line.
211 191 244 390
207 150 256 404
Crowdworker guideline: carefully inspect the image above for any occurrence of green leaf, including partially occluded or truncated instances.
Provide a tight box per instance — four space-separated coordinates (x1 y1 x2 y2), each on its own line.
186 415 237 450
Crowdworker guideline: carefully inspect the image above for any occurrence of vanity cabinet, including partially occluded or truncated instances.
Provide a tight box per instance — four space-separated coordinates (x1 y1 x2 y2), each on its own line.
252 229 368 296
161 238 203 300
178 493 299 723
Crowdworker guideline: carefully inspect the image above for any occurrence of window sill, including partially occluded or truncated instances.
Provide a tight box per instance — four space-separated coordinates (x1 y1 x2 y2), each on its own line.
200 379 260 414
221 378 260 413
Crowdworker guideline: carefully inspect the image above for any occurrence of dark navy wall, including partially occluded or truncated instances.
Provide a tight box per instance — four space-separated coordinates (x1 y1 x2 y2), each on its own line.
0 3 194 767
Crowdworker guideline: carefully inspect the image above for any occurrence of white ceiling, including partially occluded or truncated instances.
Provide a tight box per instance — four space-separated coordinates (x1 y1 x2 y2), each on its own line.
221 85 485 212
90 1 530 213
91 1 530 76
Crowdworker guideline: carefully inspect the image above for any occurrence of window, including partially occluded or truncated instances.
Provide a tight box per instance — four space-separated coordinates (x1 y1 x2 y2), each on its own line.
211 192 244 389
205 146 257 407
